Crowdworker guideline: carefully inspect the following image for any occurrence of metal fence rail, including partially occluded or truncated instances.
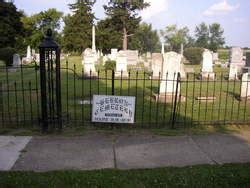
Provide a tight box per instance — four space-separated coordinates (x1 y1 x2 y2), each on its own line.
0 62 249 129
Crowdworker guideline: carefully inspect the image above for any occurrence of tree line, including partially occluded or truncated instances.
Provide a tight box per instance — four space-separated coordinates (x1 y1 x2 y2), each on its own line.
0 0 226 56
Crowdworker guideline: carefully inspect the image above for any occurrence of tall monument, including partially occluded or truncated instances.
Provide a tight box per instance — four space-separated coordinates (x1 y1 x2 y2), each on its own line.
92 25 96 53
161 43 165 55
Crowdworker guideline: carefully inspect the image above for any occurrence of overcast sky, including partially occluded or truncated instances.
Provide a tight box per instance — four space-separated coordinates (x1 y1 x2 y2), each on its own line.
14 0 250 47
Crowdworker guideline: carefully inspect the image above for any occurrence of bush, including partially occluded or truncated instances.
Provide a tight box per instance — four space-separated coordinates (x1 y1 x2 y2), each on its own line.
0 47 16 66
183 47 204 65
104 60 116 71
218 50 229 60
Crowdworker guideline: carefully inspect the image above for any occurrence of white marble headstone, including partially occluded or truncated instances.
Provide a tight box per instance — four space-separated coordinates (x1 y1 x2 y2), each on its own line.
230 47 244 67
110 49 118 61
151 53 163 78
83 48 97 77
241 73 250 98
212 52 219 62
160 52 182 94
115 52 128 77
122 50 139 65
202 49 213 73
229 64 238 80
201 49 215 79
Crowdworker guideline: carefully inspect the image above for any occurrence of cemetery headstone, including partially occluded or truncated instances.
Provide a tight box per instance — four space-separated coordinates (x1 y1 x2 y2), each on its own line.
246 52 250 67
156 52 184 102
146 52 152 60
159 51 182 93
120 50 139 65
184 67 195 73
242 52 250 73
201 49 215 80
151 53 163 78
12 54 21 67
180 63 186 79
110 49 118 61
9 54 21 72
83 48 97 77
115 52 128 77
34 54 40 63
229 64 238 80
31 49 35 56
241 73 250 99
212 52 219 62
229 47 244 68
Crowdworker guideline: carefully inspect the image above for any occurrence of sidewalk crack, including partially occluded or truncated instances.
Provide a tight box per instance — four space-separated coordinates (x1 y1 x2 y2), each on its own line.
188 135 219 165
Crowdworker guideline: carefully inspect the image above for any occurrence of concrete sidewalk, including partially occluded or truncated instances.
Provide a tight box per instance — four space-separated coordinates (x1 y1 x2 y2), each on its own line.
1 132 250 171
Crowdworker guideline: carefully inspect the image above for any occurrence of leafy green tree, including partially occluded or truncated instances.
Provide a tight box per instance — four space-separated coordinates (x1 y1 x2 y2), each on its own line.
22 8 63 49
96 18 122 53
184 47 204 65
195 22 209 49
161 25 191 52
63 0 95 53
209 23 225 52
103 0 149 50
130 23 160 53
0 0 23 49
195 22 225 52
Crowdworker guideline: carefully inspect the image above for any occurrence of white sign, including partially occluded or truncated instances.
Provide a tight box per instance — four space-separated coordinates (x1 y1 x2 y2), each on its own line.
92 95 136 124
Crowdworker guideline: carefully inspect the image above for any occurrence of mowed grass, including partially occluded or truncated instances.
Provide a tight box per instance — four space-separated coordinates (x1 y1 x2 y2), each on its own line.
0 163 250 187
0 56 249 128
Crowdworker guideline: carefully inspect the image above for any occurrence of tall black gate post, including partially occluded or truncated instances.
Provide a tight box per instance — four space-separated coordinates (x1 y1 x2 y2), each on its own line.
172 73 181 129
39 29 62 132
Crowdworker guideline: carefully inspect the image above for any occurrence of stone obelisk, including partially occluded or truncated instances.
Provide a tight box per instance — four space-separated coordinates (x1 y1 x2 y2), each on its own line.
161 43 165 55
92 25 96 53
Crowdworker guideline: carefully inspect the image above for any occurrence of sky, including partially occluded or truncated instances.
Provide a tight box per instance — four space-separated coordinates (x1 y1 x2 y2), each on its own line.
14 0 250 47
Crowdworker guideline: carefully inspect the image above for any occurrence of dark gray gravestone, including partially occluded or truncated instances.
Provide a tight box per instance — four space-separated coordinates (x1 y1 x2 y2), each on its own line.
246 52 250 67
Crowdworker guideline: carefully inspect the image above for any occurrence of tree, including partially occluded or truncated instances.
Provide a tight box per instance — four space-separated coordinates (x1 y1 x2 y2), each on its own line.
161 25 191 52
96 18 122 53
194 22 225 52
195 22 209 49
129 23 160 53
103 0 149 50
209 23 225 52
0 0 23 49
63 0 95 53
22 8 63 49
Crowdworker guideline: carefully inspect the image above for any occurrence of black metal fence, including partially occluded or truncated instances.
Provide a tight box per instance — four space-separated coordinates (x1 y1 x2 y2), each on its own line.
0 62 250 129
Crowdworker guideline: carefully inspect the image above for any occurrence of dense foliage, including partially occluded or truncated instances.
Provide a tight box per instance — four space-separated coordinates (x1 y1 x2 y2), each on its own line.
103 0 149 51
0 0 23 50
195 22 225 52
63 0 95 53
0 47 16 66
183 47 204 64
104 60 116 71
161 25 193 52
195 22 209 49
130 23 160 53
22 8 63 50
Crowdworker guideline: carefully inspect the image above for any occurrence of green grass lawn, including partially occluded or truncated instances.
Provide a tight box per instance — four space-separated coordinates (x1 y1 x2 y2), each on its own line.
0 56 249 128
0 163 250 187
